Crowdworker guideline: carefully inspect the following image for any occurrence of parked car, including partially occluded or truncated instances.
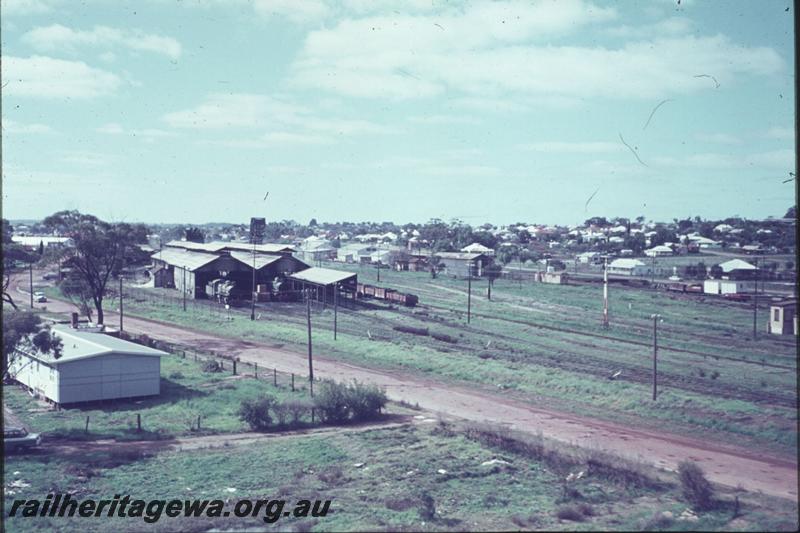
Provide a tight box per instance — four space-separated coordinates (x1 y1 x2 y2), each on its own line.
4 427 41 452
33 291 47 303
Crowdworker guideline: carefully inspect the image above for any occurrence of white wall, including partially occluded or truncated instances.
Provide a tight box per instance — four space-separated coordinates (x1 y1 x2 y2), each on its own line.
10 355 60 403
57 355 160 403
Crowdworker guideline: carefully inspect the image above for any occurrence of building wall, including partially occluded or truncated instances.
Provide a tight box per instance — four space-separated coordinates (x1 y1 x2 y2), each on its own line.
56 355 161 404
770 305 797 335
10 355 60 403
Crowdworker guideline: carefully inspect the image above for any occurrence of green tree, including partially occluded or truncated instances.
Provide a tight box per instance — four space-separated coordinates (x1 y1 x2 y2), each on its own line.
42 211 146 325
2 219 37 310
3 310 63 380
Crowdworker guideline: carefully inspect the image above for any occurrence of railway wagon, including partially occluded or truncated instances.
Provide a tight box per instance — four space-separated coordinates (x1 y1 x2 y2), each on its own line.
357 283 419 307
374 287 387 299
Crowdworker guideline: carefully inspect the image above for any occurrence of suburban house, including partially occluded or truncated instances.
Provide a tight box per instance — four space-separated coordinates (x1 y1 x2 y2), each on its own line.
768 299 797 336
461 242 495 255
644 245 674 257
436 252 492 277
9 325 167 406
607 258 650 277
719 259 758 280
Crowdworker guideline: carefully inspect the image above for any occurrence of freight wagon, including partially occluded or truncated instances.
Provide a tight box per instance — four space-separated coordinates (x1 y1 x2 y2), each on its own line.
357 283 419 307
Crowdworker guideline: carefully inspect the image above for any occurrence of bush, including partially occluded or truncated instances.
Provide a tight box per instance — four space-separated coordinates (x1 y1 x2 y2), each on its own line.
168 371 184 380
555 504 585 522
313 380 388 424
272 402 290 426
283 399 313 425
238 396 277 430
678 460 715 510
314 380 351 423
202 359 222 373
345 380 388 421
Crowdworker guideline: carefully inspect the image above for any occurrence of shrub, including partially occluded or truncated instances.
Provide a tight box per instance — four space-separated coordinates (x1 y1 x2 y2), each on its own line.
555 504 585 522
313 380 388 424
283 399 313 425
272 402 290 426
678 460 715 511
640 511 674 531
202 359 222 373
238 396 277 430
345 380 388 421
314 380 351 423
168 371 184 380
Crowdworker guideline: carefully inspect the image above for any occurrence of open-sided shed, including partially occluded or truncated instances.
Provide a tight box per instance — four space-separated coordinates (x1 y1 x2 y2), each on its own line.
288 267 358 304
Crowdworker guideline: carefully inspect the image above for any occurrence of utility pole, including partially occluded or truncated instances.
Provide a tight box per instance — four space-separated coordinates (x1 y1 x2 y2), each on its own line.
602 257 609 329
333 282 338 340
651 314 661 400
119 276 124 332
487 277 491 300
306 288 314 396
752 258 759 340
29 261 33 308
182 266 187 312
376 265 380 283
651 255 656 287
467 261 472 323
251 242 257 320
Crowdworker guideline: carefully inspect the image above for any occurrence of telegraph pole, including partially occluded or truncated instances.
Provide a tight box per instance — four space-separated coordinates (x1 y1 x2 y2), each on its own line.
29 261 33 308
376 265 381 283
651 314 660 400
752 258 759 340
182 266 187 312
467 262 472 323
119 276 124 332
251 242 257 321
602 257 609 329
306 288 314 396
333 282 338 340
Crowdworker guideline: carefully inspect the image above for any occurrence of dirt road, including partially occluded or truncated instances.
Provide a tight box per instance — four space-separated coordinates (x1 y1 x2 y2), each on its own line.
13 280 799 500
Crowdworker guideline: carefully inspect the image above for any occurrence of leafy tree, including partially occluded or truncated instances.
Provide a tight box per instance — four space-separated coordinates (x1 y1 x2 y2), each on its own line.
42 211 146 325
2 219 37 310
784 205 796 219
623 234 646 255
3 310 62 380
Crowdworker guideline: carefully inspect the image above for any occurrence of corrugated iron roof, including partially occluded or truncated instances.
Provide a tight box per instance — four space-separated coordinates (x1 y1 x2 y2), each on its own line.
151 248 220 271
20 325 167 365
165 240 296 254
289 267 357 285
228 251 282 270
436 252 486 260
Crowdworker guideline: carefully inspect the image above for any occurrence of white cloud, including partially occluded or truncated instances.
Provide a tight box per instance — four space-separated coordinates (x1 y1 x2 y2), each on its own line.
290 1 782 102
420 164 501 177
203 131 331 148
1 0 58 16
97 122 175 142
23 24 182 60
764 127 794 140
163 94 306 129
253 0 331 24
2 119 54 134
693 133 742 145
653 149 795 170
408 114 480 125
604 17 693 39
2 55 121 98
518 141 624 154
59 150 114 167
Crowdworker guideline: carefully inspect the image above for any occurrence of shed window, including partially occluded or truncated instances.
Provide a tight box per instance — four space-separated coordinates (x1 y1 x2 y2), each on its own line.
774 309 780 321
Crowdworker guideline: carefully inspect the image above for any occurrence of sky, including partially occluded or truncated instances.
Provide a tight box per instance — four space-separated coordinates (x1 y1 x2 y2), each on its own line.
1 0 796 226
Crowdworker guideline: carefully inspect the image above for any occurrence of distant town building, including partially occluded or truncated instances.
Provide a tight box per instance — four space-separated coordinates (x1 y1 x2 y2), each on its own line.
607 258 650 277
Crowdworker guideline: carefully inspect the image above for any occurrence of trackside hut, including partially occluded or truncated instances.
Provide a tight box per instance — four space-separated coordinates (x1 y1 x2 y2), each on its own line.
9 325 167 406
289 267 357 304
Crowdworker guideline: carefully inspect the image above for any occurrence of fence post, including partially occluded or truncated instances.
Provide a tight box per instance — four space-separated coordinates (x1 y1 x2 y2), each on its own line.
197 415 201 431
233 359 237 375
311 408 315 424
137 413 141 432
254 362 258 378
85 416 90 434
273 368 277 387
291 373 295 392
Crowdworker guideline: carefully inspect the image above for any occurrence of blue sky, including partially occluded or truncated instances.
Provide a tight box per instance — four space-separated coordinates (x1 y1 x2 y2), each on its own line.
1 0 795 226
